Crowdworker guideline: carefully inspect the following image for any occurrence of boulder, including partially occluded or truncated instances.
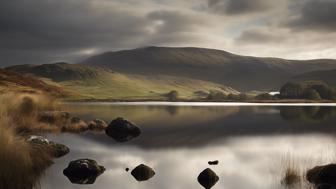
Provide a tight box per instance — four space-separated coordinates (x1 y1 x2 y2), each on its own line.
63 159 105 184
131 164 155 181
26 135 69 158
88 119 108 130
197 168 219 189
307 164 336 186
105 117 141 142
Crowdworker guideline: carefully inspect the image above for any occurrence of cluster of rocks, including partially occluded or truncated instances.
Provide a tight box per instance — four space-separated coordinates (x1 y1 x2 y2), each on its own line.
38 111 108 132
26 116 225 188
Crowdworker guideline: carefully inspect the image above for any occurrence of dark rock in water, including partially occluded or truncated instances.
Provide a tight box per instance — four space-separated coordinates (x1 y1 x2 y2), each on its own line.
26 135 70 158
208 160 219 165
105 117 141 142
38 111 70 124
88 119 108 130
63 159 105 184
49 142 70 158
26 135 50 145
126 168 129 172
197 168 219 189
131 164 155 181
307 164 336 187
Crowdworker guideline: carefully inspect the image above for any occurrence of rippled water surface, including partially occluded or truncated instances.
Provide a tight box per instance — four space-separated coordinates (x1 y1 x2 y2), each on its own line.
41 103 336 189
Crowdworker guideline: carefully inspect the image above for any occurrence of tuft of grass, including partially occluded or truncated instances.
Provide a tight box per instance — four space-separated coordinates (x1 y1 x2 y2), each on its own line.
0 118 53 189
0 92 63 134
278 151 336 189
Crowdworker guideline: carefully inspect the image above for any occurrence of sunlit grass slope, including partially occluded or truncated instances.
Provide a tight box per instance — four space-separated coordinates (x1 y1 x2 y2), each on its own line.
8 63 238 100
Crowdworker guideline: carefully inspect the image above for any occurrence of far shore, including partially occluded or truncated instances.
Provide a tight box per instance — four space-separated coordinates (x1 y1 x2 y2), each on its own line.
64 99 336 106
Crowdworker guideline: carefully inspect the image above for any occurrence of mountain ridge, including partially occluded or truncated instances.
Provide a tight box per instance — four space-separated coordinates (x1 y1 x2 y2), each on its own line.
81 46 336 91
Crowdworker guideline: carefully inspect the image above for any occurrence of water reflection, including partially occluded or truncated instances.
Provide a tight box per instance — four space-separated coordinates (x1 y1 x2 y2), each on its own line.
43 134 336 189
280 106 336 122
35 104 336 188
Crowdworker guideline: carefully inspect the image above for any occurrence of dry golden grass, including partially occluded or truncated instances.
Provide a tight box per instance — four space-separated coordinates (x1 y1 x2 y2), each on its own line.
0 118 53 189
0 93 58 189
0 92 63 133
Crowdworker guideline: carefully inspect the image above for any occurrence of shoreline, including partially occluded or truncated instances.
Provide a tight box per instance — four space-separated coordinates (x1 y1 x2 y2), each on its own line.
64 101 336 107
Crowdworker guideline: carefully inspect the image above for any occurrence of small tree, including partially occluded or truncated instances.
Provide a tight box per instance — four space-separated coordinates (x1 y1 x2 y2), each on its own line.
167 90 178 101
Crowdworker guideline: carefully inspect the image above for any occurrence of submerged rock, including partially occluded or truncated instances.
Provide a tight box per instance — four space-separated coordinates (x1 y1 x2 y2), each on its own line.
307 164 336 187
105 117 141 142
63 159 105 184
197 168 219 189
208 160 219 165
131 164 155 181
26 135 69 158
88 119 108 130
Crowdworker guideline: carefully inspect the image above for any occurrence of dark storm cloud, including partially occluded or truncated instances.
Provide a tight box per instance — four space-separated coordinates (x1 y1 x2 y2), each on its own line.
0 0 216 66
0 0 150 50
286 0 336 31
235 29 284 44
207 0 271 15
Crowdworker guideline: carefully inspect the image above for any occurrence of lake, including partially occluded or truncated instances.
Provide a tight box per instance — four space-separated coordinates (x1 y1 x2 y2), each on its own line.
41 103 336 189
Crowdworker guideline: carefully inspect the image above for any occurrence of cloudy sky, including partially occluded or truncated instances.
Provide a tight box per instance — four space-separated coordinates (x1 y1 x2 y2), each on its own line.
1 0 336 66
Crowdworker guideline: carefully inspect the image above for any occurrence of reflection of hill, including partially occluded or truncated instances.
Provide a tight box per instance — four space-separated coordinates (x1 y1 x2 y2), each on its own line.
65 104 239 127
72 105 336 149
280 106 336 122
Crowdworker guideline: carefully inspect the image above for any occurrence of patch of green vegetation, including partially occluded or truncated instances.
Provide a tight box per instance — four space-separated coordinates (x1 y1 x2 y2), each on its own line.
28 64 238 101
280 81 336 100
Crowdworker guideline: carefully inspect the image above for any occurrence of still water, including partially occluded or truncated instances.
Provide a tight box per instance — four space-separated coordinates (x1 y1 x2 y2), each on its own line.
41 103 336 189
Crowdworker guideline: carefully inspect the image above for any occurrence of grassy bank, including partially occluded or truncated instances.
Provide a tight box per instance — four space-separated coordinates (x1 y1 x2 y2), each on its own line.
0 93 59 189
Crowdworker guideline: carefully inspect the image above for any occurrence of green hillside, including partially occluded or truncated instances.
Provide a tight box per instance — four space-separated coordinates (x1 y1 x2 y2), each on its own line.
82 46 336 91
7 63 238 101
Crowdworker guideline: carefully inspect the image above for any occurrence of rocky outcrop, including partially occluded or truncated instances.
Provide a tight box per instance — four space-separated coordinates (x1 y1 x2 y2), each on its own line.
63 159 105 184
131 164 155 181
105 117 141 142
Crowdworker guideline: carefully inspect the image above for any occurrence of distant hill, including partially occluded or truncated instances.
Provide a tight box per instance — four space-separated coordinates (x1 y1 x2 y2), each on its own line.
82 46 336 91
293 69 336 86
0 69 67 97
7 63 237 100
